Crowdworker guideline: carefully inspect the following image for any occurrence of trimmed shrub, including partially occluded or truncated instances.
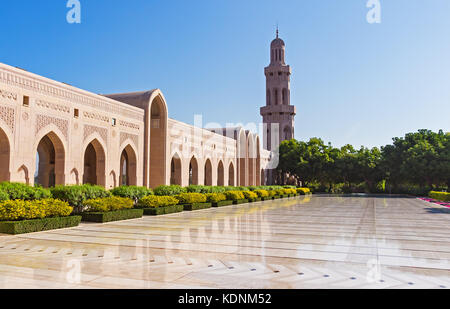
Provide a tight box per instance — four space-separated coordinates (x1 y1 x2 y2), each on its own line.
110 186 153 203
0 182 52 201
224 191 245 201
50 185 110 208
297 188 311 195
254 190 269 198
144 205 184 216
205 193 227 203
0 190 9 202
0 216 81 235
235 186 250 192
175 193 207 204
242 191 258 200
137 195 179 208
283 188 297 195
429 191 450 202
183 203 212 211
186 185 204 193
267 190 277 197
81 209 143 223
153 185 187 196
0 199 73 221
84 197 134 213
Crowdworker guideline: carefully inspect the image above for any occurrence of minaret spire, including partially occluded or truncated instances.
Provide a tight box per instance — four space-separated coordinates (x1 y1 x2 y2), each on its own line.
276 24 279 38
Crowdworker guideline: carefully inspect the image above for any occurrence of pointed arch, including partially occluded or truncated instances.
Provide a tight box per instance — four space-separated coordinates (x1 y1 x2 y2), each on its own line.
83 138 107 186
217 160 224 186
238 129 247 186
0 126 11 182
189 156 199 185
34 130 66 187
204 158 212 186
149 93 168 188
228 162 235 186
255 136 261 186
170 152 182 185
119 144 138 186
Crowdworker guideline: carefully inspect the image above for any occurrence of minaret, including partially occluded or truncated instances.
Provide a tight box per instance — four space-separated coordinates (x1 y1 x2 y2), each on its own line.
260 29 296 151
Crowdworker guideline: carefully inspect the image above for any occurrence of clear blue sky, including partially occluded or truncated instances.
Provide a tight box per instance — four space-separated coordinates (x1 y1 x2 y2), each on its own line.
1 0 449 148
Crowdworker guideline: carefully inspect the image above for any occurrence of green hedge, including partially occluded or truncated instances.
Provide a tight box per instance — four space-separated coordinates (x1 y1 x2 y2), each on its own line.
0 216 81 235
0 182 51 201
429 191 450 202
212 200 233 207
175 193 207 204
50 185 111 209
110 186 153 203
154 185 187 196
143 205 184 216
84 197 134 212
137 195 179 208
183 203 212 211
81 209 143 223
233 199 249 205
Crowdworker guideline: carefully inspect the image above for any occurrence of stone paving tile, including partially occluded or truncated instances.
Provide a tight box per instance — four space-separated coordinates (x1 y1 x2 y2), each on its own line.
0 195 449 289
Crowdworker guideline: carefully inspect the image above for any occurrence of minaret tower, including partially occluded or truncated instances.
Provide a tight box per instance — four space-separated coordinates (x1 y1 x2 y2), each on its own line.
260 29 296 151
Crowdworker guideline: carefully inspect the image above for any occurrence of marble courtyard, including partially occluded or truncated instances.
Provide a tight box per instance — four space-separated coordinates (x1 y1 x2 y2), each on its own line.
0 195 448 289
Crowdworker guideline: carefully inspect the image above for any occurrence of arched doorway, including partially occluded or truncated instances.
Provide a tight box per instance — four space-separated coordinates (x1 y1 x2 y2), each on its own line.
228 162 235 186
238 130 246 186
149 97 167 188
204 159 212 186
189 156 199 185
248 135 255 186
35 132 65 187
170 153 182 185
217 161 224 186
83 139 106 186
120 145 137 186
0 128 10 182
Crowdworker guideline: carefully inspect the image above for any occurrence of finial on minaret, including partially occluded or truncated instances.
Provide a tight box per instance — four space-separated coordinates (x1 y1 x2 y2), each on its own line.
276 24 279 38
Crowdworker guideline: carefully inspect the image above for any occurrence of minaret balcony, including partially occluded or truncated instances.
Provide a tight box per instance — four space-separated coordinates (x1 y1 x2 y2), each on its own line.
260 105 296 116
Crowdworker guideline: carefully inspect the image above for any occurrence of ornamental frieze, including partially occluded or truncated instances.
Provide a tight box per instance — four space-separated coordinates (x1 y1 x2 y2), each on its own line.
0 105 15 132
35 114 69 140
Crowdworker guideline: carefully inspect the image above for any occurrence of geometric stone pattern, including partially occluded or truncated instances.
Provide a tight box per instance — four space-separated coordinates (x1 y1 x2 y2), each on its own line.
83 124 108 145
0 196 448 289
120 132 138 149
35 114 68 140
0 105 15 132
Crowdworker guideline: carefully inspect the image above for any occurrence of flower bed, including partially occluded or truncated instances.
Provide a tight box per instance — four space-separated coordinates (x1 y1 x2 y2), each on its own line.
81 196 142 222
0 216 81 235
136 195 181 216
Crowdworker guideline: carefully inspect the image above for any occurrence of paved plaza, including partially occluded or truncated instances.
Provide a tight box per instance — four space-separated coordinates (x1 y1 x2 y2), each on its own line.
0 195 449 289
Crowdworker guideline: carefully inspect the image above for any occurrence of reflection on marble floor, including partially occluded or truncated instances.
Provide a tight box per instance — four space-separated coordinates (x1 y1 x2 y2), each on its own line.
0 195 449 289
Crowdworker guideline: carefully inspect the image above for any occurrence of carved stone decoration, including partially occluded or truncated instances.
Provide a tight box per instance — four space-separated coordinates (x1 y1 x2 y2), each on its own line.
0 89 18 101
22 112 29 121
84 124 108 145
35 114 69 140
83 111 109 123
0 105 15 132
36 99 70 114
119 120 140 131
120 132 138 149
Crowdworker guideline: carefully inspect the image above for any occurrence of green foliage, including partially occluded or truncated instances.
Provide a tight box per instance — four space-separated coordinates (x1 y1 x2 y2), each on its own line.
84 196 134 213
429 191 450 202
205 193 227 203
0 199 73 221
0 216 81 235
50 185 110 208
254 190 269 198
296 188 311 195
224 191 245 201
0 190 9 202
0 182 52 201
277 130 449 195
175 193 207 204
81 209 143 223
153 185 187 196
242 191 258 200
137 195 179 208
110 186 153 203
